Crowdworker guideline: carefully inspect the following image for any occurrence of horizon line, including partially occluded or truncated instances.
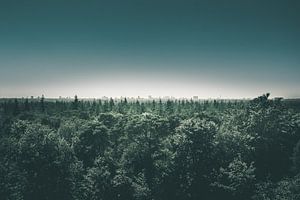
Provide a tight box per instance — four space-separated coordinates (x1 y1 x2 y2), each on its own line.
0 95 298 100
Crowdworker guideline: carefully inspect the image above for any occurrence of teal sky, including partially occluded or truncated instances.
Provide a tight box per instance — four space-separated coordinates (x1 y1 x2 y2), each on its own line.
0 0 299 98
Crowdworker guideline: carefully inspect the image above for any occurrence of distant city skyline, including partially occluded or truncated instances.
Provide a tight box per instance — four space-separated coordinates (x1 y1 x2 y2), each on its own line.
0 0 299 98
0 94 289 101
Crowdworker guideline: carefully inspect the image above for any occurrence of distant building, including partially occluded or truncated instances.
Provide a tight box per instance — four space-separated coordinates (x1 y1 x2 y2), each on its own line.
193 96 198 100
102 96 109 101
274 97 284 101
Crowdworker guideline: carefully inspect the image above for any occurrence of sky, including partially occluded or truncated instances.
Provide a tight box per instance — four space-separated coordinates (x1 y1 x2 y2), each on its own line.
0 0 299 99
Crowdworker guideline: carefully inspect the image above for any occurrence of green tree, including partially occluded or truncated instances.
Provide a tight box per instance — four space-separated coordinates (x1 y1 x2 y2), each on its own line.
212 155 256 200
12 121 75 200
73 95 79 110
171 118 218 199
121 113 173 199
74 120 109 167
40 95 45 112
13 99 20 115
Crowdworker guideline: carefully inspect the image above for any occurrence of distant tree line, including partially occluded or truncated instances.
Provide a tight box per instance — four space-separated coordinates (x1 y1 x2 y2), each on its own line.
0 96 248 117
0 94 300 200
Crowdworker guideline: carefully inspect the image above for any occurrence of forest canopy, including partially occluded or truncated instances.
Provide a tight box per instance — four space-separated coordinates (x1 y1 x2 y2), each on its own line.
0 94 300 200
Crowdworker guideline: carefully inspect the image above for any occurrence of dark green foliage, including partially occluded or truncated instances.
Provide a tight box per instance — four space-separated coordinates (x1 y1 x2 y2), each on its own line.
212 155 256 200
253 175 300 200
292 140 300 173
40 95 45 112
13 99 20 115
1 121 76 200
75 121 109 167
170 118 218 199
0 95 300 200
73 95 79 110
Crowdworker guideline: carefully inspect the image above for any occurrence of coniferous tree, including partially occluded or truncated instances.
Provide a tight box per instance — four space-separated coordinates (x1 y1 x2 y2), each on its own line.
109 98 114 111
73 95 79 110
40 95 45 112
13 99 20 115
24 98 30 112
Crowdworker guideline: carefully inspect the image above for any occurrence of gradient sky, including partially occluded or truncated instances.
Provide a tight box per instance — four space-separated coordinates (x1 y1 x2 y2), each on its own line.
0 0 299 98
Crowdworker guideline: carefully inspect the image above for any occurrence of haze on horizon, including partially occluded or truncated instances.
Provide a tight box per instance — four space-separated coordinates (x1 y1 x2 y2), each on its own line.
0 0 299 99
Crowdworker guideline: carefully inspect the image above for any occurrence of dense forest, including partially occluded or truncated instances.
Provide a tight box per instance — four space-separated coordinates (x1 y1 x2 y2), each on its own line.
1 94 300 200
